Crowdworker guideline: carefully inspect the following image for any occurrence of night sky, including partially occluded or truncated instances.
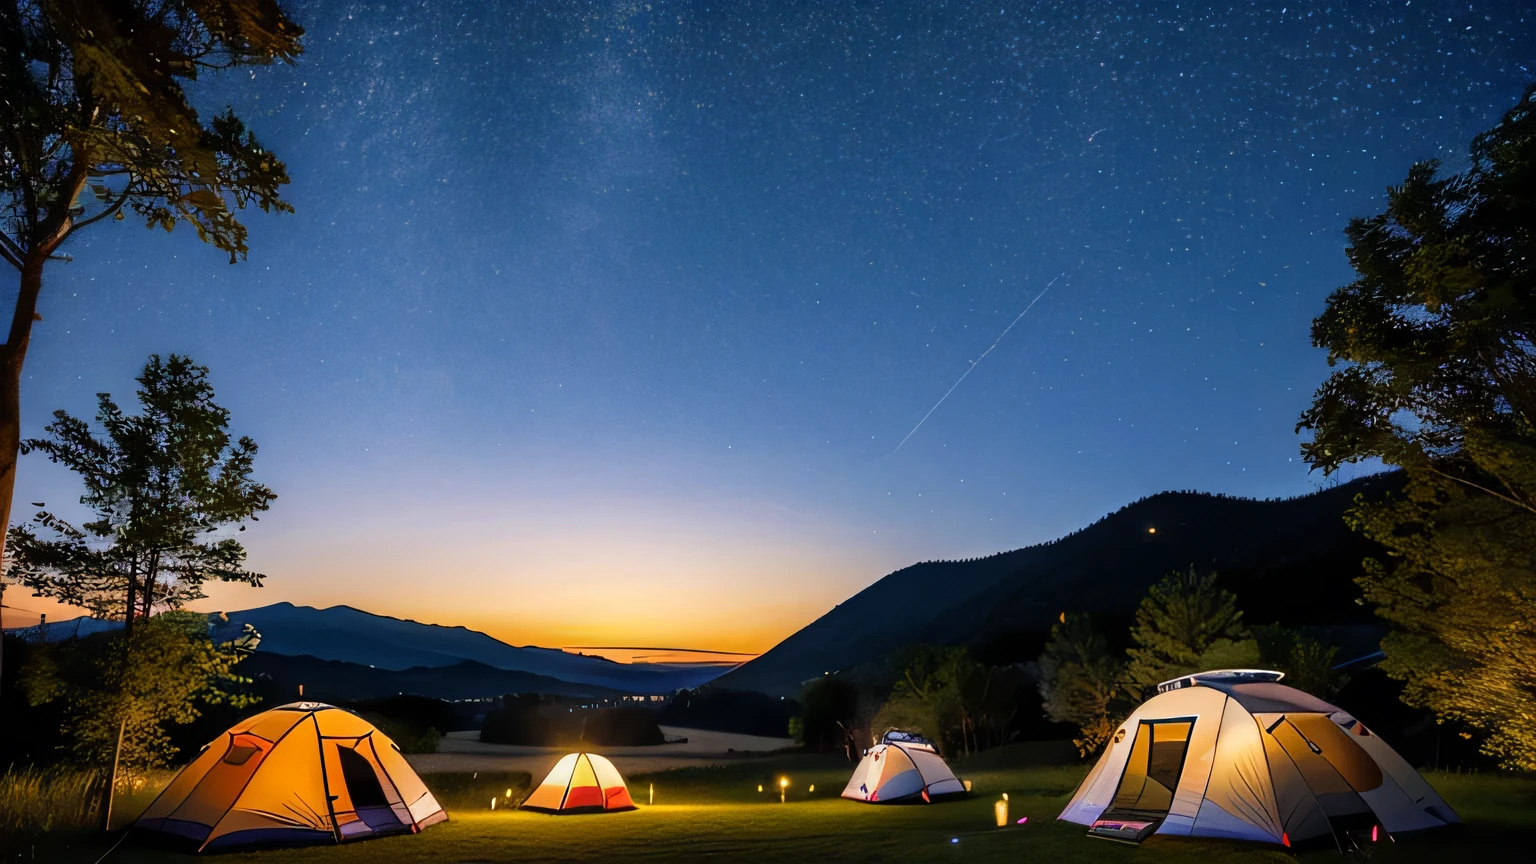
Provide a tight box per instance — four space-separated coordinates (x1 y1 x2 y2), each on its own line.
7 1 1533 658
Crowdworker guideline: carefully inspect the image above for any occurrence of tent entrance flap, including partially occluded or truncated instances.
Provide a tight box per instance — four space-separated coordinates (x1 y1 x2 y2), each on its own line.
337 745 390 808
1091 717 1196 842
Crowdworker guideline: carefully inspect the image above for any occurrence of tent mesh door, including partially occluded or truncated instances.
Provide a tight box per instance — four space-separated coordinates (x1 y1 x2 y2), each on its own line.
1106 718 1196 820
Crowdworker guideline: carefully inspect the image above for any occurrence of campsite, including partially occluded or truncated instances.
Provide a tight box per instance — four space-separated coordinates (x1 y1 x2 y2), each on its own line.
22 743 1536 863
2 1 1534 862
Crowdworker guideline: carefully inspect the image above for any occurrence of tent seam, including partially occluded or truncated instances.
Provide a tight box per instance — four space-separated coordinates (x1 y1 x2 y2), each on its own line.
310 711 343 845
1187 695 1229 836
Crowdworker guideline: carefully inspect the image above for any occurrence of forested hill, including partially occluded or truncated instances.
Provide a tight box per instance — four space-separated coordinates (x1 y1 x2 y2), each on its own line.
718 473 1400 696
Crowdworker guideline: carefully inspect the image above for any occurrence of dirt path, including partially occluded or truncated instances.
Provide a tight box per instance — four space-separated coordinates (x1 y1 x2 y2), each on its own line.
406 726 796 776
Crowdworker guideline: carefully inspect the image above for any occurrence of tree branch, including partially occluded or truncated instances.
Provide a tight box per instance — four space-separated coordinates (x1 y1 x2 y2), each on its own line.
0 235 23 272
66 186 135 235
1427 465 1536 516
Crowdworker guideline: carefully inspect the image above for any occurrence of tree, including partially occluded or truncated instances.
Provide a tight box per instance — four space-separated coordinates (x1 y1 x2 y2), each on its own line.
0 0 302 579
796 675 863 758
1036 614 1128 757
873 644 987 757
22 610 256 772
8 354 275 632
1252 624 1344 698
1298 85 1536 770
1123 567 1257 697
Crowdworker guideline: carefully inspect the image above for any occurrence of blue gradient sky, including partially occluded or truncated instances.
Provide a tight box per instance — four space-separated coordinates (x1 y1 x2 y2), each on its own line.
6 1 1532 656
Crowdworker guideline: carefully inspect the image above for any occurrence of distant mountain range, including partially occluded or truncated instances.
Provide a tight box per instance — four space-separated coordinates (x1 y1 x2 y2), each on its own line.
15 602 732 695
717 474 1398 696
236 653 624 703
10 475 1398 702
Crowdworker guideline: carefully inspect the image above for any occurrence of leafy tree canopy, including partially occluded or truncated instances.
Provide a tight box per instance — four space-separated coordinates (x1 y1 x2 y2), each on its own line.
8 354 274 626
22 610 255 771
1036 613 1128 757
1123 566 1256 696
1 0 302 268
1299 85 1536 770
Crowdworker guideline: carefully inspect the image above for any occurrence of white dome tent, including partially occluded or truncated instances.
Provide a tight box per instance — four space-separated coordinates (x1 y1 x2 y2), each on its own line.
1058 670 1458 849
841 731 966 804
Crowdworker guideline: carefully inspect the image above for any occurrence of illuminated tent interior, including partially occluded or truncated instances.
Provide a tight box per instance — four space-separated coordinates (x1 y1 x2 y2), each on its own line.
521 752 636 813
136 702 447 851
841 731 966 803
1059 670 1458 848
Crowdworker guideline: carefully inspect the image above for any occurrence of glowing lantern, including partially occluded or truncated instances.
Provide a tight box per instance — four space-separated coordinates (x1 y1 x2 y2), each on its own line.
779 776 789 803
490 798 497 810
994 798 1009 827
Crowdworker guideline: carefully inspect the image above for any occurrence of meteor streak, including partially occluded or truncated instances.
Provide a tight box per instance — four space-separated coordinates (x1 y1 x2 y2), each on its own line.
887 273 1063 457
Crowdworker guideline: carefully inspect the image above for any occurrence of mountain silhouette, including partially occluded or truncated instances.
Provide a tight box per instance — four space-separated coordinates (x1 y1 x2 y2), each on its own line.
718 474 1398 696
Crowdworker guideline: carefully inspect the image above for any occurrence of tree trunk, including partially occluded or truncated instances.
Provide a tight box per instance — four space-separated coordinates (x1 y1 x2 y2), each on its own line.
124 555 138 639
0 253 44 579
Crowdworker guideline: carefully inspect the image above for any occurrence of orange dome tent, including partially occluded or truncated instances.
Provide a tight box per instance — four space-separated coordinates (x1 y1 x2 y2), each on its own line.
521 752 635 813
136 702 446 851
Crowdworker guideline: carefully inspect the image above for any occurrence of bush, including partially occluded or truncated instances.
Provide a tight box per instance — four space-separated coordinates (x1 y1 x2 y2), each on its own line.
366 715 442 754
582 707 664 746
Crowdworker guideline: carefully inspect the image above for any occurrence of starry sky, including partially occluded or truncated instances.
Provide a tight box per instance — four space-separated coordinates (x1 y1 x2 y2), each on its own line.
5 1 1533 659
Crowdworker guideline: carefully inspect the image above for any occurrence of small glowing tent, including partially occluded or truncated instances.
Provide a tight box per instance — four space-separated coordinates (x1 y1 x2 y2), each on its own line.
136 702 446 852
521 752 636 813
1059 670 1458 848
841 731 966 803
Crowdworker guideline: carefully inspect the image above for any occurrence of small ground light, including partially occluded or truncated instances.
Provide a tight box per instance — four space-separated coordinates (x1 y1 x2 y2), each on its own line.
757 784 763 792
951 838 959 844
490 798 496 810
779 776 789 803
649 783 654 805
1372 825 1378 842
505 788 512 799
1148 527 1156 534
808 784 815 793
994 798 1008 827
1016 817 1028 825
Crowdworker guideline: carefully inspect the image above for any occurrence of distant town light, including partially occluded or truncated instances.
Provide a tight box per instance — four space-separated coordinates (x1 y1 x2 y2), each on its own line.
1148 527 1156 534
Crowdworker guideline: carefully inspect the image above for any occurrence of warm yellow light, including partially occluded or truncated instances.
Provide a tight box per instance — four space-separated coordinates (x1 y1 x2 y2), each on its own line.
808 784 815 793
779 777 789 788
490 797 497 810
1148 527 1156 534
757 784 763 792
994 798 1009 827
505 788 512 798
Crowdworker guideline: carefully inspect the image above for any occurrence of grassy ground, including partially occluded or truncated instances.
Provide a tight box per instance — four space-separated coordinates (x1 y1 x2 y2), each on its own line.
12 745 1532 863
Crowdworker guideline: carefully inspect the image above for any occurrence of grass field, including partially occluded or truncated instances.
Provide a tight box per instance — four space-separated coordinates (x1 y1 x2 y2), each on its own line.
12 745 1533 863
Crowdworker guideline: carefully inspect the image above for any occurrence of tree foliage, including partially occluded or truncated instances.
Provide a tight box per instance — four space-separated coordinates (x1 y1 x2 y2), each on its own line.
22 611 255 772
0 0 301 581
1123 567 1256 697
796 675 866 758
1298 85 1536 770
873 644 1022 757
1 0 303 267
1036 614 1128 757
8 354 274 629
